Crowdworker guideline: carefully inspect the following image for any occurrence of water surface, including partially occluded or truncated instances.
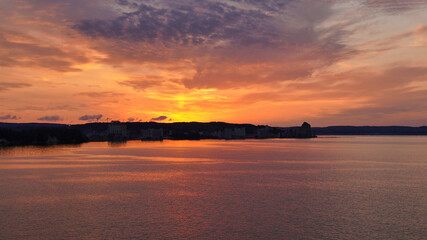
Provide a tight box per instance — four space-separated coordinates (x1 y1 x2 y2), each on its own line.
0 136 426 239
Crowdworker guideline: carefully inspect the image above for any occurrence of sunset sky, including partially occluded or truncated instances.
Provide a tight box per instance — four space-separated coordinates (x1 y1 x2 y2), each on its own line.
0 0 426 126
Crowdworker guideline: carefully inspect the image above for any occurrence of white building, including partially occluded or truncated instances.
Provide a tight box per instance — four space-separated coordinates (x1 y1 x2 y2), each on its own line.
141 128 164 140
108 121 127 139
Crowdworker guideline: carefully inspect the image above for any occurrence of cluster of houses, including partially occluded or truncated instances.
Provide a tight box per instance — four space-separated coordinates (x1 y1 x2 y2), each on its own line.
108 121 164 141
99 121 315 141
107 121 247 141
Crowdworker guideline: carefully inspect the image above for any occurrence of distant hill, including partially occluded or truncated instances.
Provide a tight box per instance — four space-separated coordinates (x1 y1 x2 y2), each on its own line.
312 126 427 135
0 124 87 146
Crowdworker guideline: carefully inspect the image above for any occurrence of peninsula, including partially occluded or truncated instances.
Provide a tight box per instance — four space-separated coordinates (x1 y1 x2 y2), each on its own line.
0 122 315 146
2 121 427 147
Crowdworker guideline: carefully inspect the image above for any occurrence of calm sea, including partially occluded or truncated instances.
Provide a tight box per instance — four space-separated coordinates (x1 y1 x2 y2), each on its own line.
0 136 426 239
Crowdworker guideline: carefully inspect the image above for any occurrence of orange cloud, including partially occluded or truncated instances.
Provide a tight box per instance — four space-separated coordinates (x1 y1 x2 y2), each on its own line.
0 0 426 126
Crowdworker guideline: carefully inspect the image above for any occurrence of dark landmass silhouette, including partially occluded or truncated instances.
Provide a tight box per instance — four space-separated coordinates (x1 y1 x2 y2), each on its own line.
1 121 427 147
0 121 315 146
73 121 315 141
0 126 87 146
312 126 427 135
